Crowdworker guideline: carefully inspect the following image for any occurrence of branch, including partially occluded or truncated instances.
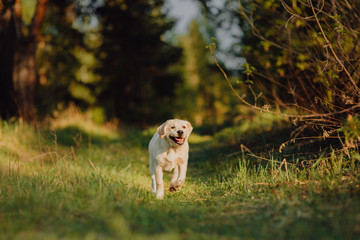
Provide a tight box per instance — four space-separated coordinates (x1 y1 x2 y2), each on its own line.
234 0 299 53
308 0 360 94
207 40 360 120
30 0 49 39
13 0 24 38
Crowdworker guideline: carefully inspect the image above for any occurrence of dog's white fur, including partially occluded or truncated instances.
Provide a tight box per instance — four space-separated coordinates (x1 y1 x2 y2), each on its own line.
148 119 193 199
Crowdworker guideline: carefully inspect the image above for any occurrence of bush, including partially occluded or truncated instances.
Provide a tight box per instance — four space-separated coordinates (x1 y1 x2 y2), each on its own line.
216 0 360 149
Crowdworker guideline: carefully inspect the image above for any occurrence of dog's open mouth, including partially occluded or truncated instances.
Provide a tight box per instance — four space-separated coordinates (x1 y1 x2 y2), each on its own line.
170 136 185 145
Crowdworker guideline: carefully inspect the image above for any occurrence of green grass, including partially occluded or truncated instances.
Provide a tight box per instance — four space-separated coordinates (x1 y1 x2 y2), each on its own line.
0 115 359 240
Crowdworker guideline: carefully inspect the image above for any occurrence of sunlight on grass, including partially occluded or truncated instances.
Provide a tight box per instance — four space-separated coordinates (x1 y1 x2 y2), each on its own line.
188 133 212 144
215 111 288 145
0 111 359 239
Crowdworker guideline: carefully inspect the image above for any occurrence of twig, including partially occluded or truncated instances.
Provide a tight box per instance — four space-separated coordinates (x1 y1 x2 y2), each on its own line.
308 0 360 94
284 159 290 181
208 42 360 119
247 153 297 165
234 0 291 51
88 159 97 172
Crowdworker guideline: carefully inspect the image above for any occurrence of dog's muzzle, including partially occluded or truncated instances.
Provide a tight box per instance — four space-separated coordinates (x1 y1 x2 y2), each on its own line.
170 135 185 145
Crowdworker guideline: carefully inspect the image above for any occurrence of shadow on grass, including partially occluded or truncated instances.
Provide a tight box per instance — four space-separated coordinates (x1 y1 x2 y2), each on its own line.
186 120 346 182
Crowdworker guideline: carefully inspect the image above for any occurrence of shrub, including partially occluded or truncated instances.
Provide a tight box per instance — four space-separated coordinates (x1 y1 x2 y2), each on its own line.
211 0 360 150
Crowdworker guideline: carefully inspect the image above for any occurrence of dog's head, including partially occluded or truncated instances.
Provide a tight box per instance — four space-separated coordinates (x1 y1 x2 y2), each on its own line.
157 119 193 147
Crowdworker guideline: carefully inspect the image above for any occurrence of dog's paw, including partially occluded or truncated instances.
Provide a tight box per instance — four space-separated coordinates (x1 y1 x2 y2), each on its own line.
177 179 185 186
156 194 164 200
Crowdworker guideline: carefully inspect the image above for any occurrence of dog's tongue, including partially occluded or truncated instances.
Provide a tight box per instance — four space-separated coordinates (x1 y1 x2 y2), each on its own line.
176 137 184 144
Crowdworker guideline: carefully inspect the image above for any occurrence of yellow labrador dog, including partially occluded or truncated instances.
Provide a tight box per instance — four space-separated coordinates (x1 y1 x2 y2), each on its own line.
148 119 193 199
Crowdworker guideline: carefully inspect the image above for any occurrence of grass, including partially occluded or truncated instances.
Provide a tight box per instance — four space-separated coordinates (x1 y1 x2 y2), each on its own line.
0 111 359 240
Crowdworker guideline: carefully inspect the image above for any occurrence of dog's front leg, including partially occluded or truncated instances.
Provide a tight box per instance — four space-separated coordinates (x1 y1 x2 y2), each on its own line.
169 166 179 192
155 166 164 199
175 163 187 190
149 161 156 194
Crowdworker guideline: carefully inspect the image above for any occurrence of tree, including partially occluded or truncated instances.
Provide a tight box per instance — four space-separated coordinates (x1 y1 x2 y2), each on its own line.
0 0 17 119
95 0 182 125
36 1 86 117
176 19 230 129
0 0 49 122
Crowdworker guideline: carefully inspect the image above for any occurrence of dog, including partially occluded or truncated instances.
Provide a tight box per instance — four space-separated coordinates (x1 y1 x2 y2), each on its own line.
148 119 193 199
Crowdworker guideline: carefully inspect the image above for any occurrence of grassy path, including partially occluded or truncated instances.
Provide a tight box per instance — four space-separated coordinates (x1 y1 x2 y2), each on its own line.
0 119 360 239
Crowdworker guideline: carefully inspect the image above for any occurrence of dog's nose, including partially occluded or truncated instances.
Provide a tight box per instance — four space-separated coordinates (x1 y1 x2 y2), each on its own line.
177 130 183 135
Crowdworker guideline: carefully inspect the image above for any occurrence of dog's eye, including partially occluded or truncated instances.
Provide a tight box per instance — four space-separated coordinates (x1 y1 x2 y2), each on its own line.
171 126 175 129
182 126 186 129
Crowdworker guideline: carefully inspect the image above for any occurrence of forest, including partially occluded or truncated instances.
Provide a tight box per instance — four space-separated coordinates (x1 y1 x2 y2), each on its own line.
0 0 360 239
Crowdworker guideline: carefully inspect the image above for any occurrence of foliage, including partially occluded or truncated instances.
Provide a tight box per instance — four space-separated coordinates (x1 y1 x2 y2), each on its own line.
20 0 37 24
0 0 88 121
175 20 232 129
1 0 187 125
224 0 360 147
95 0 182 125
341 114 360 149
36 1 87 117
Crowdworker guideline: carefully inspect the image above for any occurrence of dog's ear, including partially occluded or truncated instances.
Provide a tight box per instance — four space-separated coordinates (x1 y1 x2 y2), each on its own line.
157 120 169 139
186 121 193 135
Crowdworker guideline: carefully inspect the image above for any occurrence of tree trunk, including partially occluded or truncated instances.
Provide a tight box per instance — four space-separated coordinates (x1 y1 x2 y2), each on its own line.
13 39 38 122
0 1 18 119
0 0 49 122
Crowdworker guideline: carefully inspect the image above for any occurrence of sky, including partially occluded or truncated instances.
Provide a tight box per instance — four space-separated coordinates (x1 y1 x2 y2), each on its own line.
165 0 201 34
165 0 244 69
